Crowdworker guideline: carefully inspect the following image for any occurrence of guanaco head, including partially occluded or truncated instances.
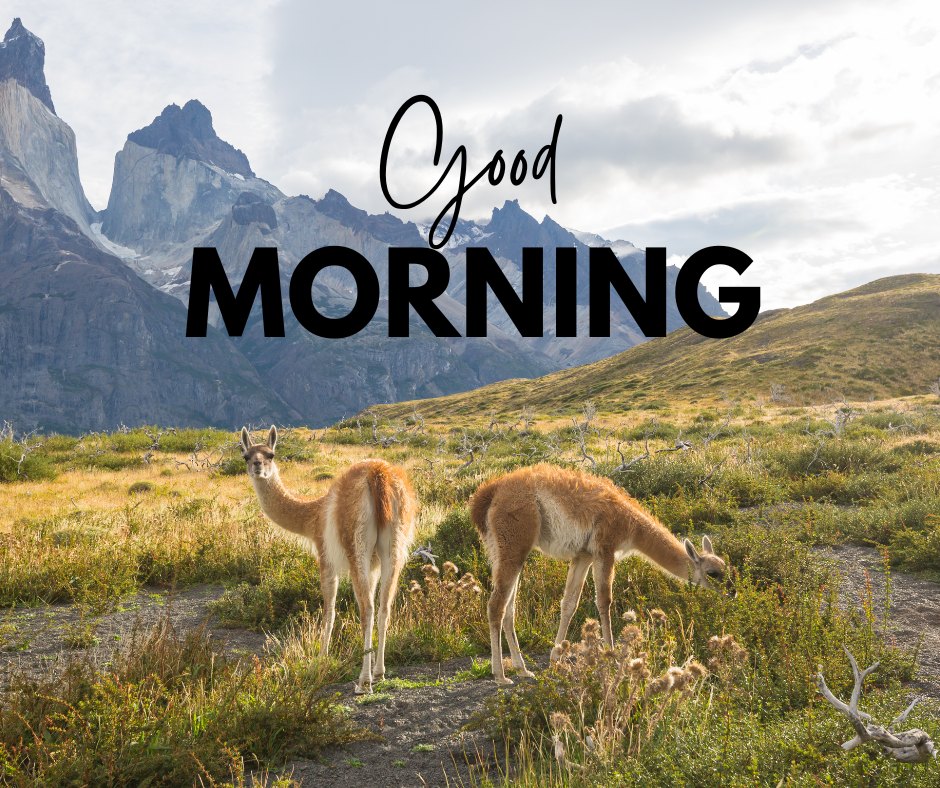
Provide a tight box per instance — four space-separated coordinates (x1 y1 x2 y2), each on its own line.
683 536 727 589
240 425 277 480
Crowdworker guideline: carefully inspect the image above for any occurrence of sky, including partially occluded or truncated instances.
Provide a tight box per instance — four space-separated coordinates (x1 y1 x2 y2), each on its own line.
4 0 940 310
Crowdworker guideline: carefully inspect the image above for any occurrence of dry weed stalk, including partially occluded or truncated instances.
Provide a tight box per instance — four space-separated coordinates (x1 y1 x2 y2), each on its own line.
402 561 484 633
547 613 715 769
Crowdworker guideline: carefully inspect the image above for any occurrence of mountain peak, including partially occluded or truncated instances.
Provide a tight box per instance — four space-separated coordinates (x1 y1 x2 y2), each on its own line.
320 188 355 209
494 198 524 214
488 199 539 233
127 99 254 177
313 189 424 245
0 17 55 114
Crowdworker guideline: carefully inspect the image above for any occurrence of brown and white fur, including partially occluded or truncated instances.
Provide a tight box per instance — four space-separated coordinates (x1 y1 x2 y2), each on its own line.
240 426 418 693
469 463 727 684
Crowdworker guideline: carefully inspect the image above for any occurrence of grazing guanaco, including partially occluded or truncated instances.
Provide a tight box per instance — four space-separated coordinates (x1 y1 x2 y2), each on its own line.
240 426 418 693
469 463 727 684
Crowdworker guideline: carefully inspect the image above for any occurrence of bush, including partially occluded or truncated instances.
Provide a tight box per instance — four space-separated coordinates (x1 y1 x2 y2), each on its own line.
209 549 322 630
389 561 486 662
0 615 365 784
429 507 482 569
0 440 56 482
474 615 731 768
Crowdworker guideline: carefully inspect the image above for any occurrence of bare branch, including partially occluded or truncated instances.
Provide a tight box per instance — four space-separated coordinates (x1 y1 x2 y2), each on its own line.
454 431 493 470
571 402 597 468
613 438 650 472
658 430 692 453
698 455 729 488
701 414 732 447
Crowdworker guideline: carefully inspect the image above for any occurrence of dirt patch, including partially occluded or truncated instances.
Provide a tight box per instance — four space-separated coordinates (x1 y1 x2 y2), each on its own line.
0 584 267 688
822 544 940 698
1 585 519 786
278 657 528 788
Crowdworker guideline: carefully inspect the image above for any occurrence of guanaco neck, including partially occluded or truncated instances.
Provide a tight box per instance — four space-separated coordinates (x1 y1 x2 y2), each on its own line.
626 507 694 583
250 464 323 543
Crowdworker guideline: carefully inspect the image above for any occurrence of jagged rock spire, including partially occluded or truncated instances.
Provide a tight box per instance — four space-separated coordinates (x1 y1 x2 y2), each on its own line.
0 18 55 114
127 99 254 177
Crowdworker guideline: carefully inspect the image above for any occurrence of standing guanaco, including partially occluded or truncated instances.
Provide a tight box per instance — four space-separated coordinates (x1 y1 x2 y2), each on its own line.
241 426 418 693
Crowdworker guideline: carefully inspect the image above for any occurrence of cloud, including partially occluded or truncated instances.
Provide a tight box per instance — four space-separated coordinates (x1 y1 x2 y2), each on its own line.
614 174 939 309
3 0 937 311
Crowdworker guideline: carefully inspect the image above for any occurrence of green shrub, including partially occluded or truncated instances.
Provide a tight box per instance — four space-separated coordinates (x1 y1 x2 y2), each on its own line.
210 549 322 630
0 440 56 482
0 616 365 784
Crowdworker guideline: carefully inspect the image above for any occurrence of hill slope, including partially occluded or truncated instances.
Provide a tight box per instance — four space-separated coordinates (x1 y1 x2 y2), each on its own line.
372 273 940 419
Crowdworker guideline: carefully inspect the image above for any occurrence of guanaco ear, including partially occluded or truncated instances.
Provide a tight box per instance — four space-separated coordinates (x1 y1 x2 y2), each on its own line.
702 535 714 555
240 427 251 453
684 538 700 563
267 425 278 451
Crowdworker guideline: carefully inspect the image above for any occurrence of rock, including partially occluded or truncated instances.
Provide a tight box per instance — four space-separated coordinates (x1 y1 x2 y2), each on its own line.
0 20 94 236
0 18 55 114
101 138 281 253
0 186 298 432
0 80 96 235
127 99 253 177
231 191 277 230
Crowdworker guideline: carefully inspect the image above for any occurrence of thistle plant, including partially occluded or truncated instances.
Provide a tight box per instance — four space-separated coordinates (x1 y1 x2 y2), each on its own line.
522 612 719 769
392 560 486 661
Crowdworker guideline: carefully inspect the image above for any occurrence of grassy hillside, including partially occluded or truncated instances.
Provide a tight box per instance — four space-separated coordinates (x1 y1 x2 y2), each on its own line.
374 274 940 421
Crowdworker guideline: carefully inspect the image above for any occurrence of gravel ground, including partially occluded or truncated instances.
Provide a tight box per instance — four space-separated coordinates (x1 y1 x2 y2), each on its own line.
0 584 267 688
822 544 940 699
279 656 526 788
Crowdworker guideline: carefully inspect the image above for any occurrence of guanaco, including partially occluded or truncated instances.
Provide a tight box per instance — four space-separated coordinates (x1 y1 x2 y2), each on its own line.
469 463 727 684
241 426 418 693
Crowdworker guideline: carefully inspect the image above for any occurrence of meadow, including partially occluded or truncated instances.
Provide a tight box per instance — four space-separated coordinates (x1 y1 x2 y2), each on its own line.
0 393 938 785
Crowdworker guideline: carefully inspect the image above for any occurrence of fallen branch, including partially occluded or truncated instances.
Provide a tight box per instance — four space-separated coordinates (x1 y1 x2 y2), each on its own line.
817 646 936 763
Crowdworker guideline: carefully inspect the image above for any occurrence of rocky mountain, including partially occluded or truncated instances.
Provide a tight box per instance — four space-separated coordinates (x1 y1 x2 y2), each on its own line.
97 99 556 423
0 18 54 112
0 20 95 237
0 183 298 432
0 17 734 432
0 20 296 432
99 100 724 366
